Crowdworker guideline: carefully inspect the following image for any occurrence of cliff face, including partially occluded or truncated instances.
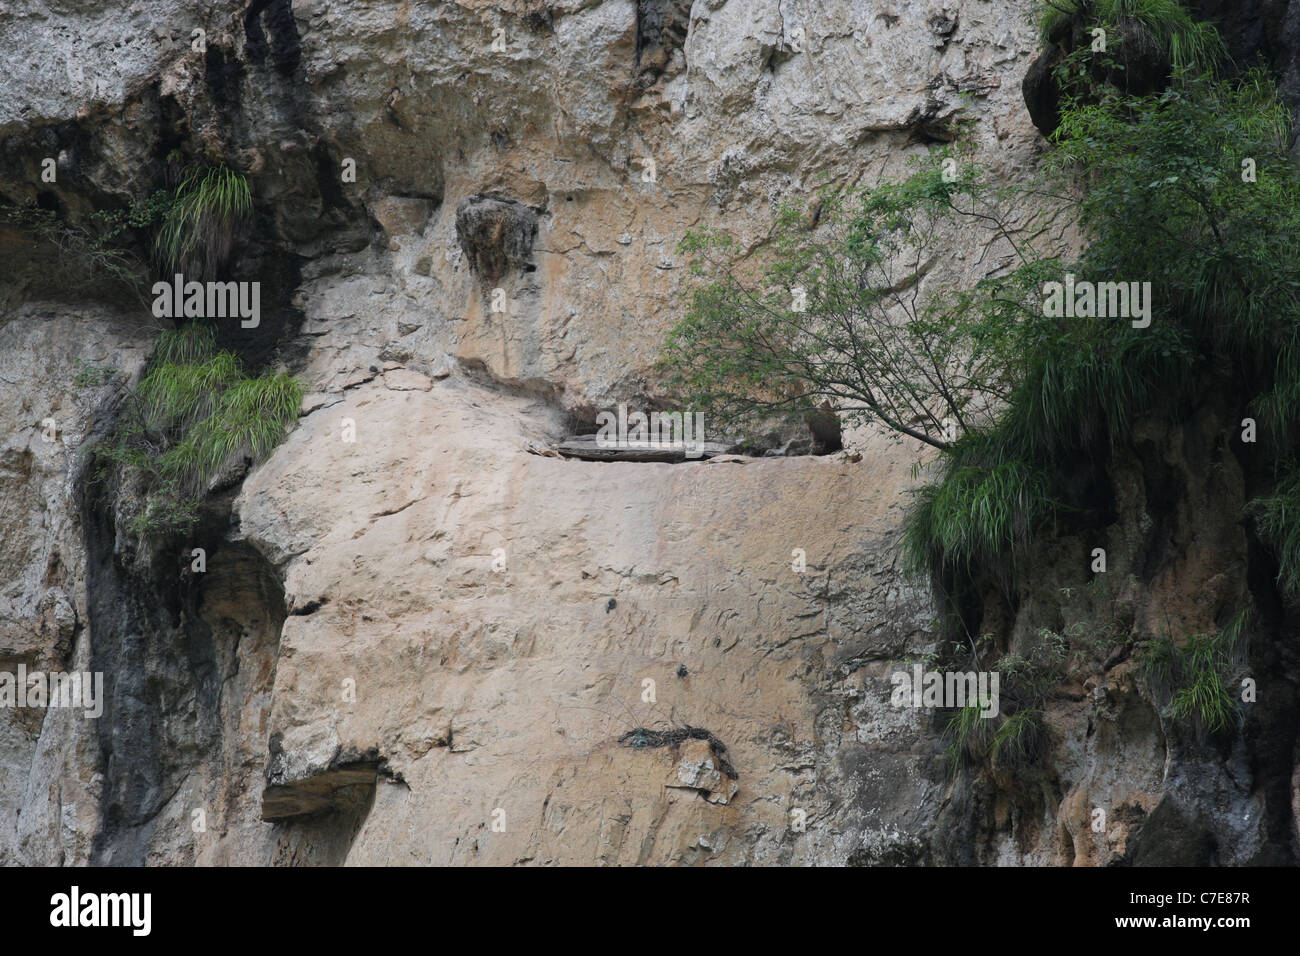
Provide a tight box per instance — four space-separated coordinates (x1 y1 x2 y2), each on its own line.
1 0 1295 866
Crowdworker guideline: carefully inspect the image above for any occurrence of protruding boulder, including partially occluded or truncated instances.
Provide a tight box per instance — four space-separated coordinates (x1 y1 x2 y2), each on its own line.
454 193 538 284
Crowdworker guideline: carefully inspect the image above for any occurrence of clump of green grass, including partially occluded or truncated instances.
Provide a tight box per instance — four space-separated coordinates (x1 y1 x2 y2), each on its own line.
161 373 304 495
902 427 1058 575
990 709 1045 769
1169 642 1237 733
154 165 252 279
1138 611 1248 734
136 352 244 432
150 321 225 366
1038 0 1225 76
102 322 301 537
944 701 996 774
1009 322 1197 459
944 703 1047 775
1250 469 1300 601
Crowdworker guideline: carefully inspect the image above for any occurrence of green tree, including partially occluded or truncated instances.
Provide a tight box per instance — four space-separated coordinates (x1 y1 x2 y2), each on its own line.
659 156 1061 450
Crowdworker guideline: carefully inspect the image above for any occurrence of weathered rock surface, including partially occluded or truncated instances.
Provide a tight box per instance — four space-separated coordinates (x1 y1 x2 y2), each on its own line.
231 371 932 864
0 306 154 867
2 0 1294 867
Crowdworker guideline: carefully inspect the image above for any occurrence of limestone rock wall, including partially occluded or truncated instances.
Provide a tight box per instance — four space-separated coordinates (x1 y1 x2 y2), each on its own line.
2 0 1244 866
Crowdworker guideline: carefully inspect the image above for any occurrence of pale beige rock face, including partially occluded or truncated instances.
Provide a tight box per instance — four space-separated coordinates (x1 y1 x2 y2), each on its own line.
283 0 1053 414
226 0 1051 863
0 307 155 867
233 373 932 864
0 0 1124 866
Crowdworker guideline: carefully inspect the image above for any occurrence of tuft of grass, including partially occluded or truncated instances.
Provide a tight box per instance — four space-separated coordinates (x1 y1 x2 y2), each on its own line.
1169 644 1237 733
154 165 252 279
151 323 219 366
944 701 996 773
903 427 1057 575
1007 320 1198 459
1249 469 1300 601
1138 610 1248 734
1038 0 1225 76
104 322 301 537
136 353 243 433
990 709 1044 769
161 373 303 495
944 703 1045 774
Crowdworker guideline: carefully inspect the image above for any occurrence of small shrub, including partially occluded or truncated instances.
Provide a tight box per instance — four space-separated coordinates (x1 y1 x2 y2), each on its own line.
1 190 172 302
996 628 1068 709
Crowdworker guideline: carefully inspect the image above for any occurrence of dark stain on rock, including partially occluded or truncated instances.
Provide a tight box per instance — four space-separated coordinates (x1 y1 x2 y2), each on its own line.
244 0 302 77
619 726 738 779
204 44 244 114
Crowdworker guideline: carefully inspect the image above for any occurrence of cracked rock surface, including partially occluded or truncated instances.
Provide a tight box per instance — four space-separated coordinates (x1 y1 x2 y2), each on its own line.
7 0 1273 865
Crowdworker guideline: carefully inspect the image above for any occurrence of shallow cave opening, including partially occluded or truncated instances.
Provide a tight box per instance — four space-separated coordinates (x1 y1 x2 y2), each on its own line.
558 398 846 461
